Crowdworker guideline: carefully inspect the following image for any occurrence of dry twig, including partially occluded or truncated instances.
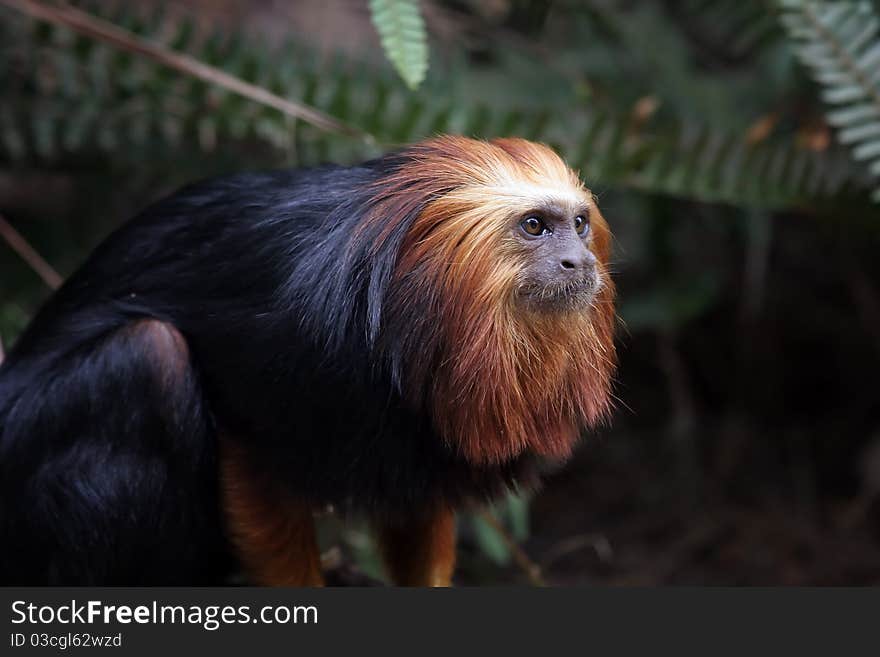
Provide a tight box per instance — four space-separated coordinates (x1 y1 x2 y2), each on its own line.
540 532 614 572
477 508 546 587
0 0 375 143
0 212 63 290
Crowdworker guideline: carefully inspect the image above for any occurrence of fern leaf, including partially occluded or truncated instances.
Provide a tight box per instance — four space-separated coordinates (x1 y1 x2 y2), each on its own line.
369 0 428 90
779 0 880 203
1 1 873 208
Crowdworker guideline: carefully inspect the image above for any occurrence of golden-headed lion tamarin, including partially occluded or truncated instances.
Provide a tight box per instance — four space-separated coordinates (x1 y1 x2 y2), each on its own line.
0 136 616 586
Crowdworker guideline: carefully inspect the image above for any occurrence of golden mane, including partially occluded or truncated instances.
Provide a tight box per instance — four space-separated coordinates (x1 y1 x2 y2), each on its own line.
365 136 616 464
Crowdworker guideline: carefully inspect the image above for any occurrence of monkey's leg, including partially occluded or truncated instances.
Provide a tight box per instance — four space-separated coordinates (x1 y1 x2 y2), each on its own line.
220 441 323 586
376 506 456 587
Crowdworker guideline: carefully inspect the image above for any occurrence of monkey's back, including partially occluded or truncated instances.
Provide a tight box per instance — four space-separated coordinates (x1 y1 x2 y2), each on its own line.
0 165 538 582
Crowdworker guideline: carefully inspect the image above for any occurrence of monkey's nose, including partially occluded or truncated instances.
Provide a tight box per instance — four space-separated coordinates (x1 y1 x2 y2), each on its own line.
559 249 596 272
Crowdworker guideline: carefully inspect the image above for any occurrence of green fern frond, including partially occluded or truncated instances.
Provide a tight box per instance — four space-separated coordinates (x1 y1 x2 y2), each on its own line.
0 1 873 209
369 0 428 91
552 110 860 208
779 0 880 202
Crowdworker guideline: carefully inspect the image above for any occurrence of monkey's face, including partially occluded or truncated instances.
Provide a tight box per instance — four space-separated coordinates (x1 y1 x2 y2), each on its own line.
390 136 610 322
510 200 600 312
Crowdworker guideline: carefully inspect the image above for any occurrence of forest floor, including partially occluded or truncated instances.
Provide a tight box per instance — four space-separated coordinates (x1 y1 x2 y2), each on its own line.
458 430 880 586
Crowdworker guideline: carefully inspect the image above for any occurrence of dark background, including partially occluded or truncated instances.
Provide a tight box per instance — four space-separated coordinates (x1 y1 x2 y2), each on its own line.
1 0 879 584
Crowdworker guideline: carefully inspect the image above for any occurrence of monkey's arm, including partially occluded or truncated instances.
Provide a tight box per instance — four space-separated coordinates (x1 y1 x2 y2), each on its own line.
376 506 456 587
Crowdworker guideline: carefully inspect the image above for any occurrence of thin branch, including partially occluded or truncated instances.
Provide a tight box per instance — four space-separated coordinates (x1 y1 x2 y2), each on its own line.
477 508 546 587
540 532 614 571
0 212 63 290
0 335 4 364
0 0 375 143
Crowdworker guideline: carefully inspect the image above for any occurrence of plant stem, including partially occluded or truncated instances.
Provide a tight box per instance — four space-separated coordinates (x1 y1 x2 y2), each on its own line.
0 212 62 290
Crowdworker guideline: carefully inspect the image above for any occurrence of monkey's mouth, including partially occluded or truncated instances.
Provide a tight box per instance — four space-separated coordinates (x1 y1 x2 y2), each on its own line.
516 275 599 310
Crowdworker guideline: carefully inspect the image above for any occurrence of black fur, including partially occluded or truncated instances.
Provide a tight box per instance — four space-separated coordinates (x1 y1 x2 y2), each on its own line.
0 154 538 584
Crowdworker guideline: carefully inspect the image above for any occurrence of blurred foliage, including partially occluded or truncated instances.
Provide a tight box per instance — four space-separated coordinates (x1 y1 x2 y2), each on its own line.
2 0 878 208
779 1 880 202
469 493 530 566
1 0 880 583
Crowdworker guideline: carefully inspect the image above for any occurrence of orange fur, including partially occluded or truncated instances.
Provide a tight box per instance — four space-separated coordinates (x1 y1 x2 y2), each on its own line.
368 136 616 465
220 440 324 586
376 506 457 587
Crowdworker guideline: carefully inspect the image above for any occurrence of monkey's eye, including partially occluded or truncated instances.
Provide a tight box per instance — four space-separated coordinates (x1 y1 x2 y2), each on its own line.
574 215 590 236
520 216 550 237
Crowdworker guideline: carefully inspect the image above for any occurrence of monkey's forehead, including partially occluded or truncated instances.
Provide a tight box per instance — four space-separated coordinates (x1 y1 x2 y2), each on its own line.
413 135 588 195
471 154 590 210
398 135 596 215
473 181 591 209
443 177 591 218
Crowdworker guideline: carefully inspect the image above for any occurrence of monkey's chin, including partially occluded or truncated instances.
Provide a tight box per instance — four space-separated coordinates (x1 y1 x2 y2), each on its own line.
516 277 599 313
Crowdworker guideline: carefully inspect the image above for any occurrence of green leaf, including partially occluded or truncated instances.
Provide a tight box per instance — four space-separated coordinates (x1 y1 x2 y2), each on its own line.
468 493 531 566
503 493 530 542
471 513 511 566
369 0 428 90
778 0 880 203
